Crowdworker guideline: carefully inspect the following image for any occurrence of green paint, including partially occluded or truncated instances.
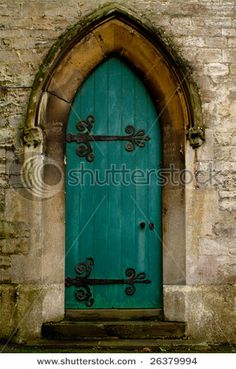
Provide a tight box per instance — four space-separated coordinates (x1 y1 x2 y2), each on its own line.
65 57 162 309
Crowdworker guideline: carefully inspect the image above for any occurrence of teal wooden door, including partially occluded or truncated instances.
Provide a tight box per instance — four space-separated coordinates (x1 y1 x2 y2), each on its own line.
65 57 162 309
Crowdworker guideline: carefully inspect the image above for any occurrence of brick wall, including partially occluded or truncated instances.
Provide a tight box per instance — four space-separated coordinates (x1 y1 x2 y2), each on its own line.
0 0 236 342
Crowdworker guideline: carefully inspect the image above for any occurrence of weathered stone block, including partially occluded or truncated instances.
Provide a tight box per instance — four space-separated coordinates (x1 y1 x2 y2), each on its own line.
204 37 227 48
0 268 11 282
195 49 224 63
204 63 229 76
4 190 32 223
188 188 219 238
170 16 192 28
185 285 236 343
230 63 236 75
229 243 236 255
0 238 29 255
199 237 228 256
163 188 185 285
10 254 42 283
213 219 236 239
41 221 65 284
219 191 236 211
15 284 44 342
197 255 219 283
42 284 64 322
229 101 236 116
0 284 17 339
15 284 64 342
214 146 231 161
164 286 185 322
0 221 30 240
0 175 8 188
0 202 5 214
214 129 236 146
197 129 214 161
230 147 236 161
228 38 236 48
0 255 11 268
223 49 236 63
204 17 232 28
179 36 205 47
222 28 236 37
217 257 236 283
0 163 6 174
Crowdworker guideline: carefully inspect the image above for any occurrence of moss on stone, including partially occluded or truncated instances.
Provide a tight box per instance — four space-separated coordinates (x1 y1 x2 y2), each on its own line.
25 3 203 133
0 202 5 213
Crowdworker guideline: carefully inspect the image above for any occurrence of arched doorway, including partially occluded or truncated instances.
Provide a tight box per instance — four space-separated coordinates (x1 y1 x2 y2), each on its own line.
65 57 162 310
23 6 204 328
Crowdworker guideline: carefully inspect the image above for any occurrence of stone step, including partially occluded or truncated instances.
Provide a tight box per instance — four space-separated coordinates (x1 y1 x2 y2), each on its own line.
42 321 185 340
65 309 163 321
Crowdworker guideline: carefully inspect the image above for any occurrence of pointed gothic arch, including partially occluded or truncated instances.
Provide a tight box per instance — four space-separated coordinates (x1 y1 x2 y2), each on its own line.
25 6 204 147
22 6 204 326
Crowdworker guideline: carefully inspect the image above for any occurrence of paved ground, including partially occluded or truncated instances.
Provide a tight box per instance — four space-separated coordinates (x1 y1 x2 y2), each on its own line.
1 340 236 353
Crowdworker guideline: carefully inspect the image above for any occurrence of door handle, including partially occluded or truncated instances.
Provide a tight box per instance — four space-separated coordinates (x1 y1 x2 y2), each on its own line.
139 222 146 229
149 223 155 230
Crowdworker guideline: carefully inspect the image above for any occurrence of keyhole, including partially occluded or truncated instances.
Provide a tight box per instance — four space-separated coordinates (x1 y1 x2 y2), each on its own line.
149 223 154 231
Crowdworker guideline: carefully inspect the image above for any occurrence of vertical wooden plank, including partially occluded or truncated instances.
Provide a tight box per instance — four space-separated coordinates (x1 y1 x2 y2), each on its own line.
120 60 137 307
93 60 109 307
134 76 149 305
106 58 123 305
147 94 163 307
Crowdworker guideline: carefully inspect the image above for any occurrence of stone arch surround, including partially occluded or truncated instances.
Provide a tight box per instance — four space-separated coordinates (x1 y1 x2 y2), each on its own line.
18 7 204 340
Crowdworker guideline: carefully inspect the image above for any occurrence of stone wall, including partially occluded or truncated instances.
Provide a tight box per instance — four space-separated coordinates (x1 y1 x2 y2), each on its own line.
0 0 236 343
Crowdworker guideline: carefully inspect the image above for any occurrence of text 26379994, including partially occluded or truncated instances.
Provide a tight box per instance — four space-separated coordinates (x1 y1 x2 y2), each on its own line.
150 357 198 365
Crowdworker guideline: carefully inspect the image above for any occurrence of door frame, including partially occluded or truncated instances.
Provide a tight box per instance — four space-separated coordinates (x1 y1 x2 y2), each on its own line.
23 5 203 323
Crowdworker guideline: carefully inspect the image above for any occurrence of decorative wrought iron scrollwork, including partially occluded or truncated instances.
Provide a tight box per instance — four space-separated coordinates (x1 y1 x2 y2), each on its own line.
75 256 94 277
124 126 149 152
75 285 94 308
124 268 149 296
66 115 150 162
65 257 151 307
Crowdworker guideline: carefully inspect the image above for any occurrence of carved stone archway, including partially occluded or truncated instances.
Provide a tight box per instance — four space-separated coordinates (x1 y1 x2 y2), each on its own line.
23 6 204 329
